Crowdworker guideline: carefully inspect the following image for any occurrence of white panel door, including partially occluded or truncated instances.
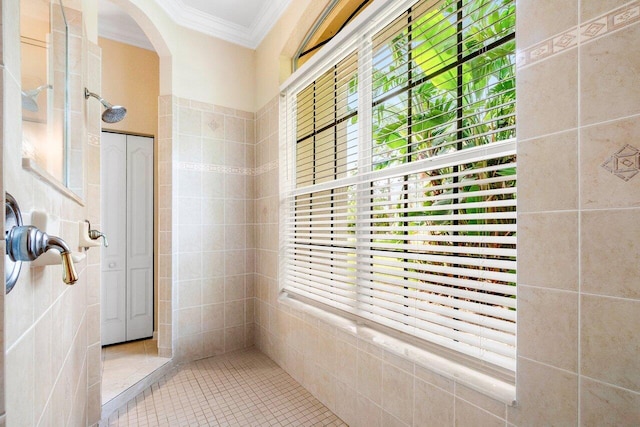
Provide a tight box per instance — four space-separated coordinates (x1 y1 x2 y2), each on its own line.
101 132 154 345
101 132 127 346
126 135 154 341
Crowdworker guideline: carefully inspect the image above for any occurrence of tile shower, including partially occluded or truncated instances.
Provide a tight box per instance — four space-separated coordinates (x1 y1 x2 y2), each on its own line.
1 0 640 425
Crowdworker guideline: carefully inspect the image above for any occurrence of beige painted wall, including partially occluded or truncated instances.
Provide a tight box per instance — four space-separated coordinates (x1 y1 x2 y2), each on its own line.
98 37 159 138
103 0 256 112
254 0 331 111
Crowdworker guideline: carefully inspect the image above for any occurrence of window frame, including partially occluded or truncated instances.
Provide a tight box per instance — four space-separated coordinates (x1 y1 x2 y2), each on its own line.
280 0 517 380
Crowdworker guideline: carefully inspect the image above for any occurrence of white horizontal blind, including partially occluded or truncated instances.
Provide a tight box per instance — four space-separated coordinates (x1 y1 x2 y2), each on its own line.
281 0 516 371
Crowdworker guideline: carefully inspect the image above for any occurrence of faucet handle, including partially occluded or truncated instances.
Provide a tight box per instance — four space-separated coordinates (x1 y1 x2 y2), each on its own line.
85 220 108 247
88 230 108 247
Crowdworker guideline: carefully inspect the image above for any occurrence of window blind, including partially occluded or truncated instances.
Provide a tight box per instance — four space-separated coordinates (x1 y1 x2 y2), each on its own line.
281 0 516 371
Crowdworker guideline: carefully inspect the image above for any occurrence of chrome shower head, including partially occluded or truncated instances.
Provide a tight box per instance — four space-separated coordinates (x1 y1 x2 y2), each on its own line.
21 84 52 112
84 88 127 123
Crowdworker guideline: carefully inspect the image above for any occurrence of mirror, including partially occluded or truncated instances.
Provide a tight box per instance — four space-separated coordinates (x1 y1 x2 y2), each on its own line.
20 0 84 200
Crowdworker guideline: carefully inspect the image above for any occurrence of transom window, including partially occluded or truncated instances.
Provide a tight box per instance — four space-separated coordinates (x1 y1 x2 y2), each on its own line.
281 0 516 371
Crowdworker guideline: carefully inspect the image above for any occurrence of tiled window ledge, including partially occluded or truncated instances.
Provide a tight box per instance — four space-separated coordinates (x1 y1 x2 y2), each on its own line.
279 292 517 406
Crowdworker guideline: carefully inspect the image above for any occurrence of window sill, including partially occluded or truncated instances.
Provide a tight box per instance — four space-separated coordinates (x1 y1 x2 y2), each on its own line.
278 291 517 406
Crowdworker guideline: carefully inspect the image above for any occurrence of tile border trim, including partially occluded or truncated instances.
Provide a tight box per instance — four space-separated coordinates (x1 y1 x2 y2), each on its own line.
177 159 278 176
518 1 640 69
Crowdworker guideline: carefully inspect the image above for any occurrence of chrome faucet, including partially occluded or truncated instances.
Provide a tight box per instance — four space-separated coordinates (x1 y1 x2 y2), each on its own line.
6 225 78 285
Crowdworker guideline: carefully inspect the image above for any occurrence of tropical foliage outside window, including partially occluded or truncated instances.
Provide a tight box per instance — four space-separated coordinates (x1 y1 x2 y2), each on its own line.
282 0 516 371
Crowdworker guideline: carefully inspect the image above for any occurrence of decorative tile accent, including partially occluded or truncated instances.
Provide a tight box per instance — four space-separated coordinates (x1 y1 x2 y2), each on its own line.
88 132 100 146
177 159 279 176
581 19 607 39
601 144 640 181
553 29 578 50
518 1 640 69
612 4 640 28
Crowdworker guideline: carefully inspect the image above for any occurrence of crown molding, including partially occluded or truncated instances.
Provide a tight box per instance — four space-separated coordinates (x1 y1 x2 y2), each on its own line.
249 0 291 48
99 22 155 51
154 0 291 49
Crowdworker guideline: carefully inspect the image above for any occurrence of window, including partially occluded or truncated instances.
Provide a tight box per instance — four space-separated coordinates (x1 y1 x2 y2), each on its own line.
294 0 374 69
281 0 516 371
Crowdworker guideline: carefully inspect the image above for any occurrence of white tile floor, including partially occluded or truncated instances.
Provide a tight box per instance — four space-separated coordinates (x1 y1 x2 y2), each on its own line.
102 339 172 404
102 347 346 426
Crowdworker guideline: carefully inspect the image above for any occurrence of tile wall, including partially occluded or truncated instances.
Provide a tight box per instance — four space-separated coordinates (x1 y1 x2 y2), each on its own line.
166 96 257 362
1 0 103 425
513 0 640 425
254 1 640 425
254 97 512 427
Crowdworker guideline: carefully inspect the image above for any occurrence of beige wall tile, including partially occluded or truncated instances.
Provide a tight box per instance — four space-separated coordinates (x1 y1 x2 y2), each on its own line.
414 378 454 426
178 107 202 136
202 330 225 357
178 279 202 309
518 212 578 290
581 377 640 426
382 411 409 427
201 112 225 139
355 395 383 427
224 300 245 328
286 346 305 384
178 135 202 163
304 362 336 410
225 276 245 301
415 365 454 393
202 173 226 199
315 329 337 373
582 295 640 392
178 333 204 361
357 349 383 405
518 285 578 371
382 363 414 425
177 198 202 225
456 384 506 420
336 339 358 389
517 50 578 140
201 303 224 332
517 0 578 49
518 131 578 213
508 357 577 425
580 0 629 21
224 325 245 352
178 307 202 337
6 331 35 426
177 170 202 198
177 253 202 281
580 116 640 209
335 380 359 427
455 398 505 427
581 209 640 299
202 277 224 304
581 24 640 125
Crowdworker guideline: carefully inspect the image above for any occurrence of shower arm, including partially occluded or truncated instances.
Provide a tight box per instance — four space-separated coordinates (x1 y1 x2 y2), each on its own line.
84 88 112 108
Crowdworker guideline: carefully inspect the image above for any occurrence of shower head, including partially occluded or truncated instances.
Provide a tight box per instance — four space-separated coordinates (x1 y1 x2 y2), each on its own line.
21 84 52 112
84 88 127 123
